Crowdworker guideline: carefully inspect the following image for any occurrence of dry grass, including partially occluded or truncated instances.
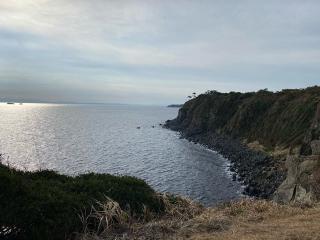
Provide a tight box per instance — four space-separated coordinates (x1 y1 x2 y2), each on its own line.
77 193 203 240
78 197 320 240
179 199 320 240
78 196 131 238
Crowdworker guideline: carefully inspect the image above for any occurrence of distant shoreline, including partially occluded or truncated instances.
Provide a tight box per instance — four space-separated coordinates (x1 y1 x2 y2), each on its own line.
167 104 183 108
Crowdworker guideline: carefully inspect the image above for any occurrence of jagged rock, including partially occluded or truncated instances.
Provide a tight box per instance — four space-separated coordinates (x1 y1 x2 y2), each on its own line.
311 140 320 155
273 154 320 203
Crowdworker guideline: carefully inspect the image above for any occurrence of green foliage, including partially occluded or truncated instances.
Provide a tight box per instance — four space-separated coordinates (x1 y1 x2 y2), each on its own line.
177 86 320 149
0 162 163 240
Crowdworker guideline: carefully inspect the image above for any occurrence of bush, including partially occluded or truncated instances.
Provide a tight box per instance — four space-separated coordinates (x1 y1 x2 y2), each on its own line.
0 162 164 240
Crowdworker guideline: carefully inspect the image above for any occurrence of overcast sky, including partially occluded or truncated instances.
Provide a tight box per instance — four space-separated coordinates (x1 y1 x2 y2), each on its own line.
0 0 319 104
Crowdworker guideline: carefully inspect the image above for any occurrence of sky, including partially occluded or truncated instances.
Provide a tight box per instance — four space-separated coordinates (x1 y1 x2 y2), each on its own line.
0 0 319 105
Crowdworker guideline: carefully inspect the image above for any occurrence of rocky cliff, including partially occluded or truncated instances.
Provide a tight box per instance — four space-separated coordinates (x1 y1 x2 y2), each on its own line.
165 86 320 202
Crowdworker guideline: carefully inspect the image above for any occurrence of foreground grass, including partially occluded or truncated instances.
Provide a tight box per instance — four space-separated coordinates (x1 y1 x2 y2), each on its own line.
80 199 320 240
2 159 320 240
0 161 164 240
184 200 320 240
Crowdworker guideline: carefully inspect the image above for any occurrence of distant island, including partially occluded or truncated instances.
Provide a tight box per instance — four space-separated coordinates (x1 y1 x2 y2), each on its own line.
167 104 183 108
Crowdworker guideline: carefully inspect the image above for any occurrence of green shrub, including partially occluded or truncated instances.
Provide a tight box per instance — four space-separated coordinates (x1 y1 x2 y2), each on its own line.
0 162 164 240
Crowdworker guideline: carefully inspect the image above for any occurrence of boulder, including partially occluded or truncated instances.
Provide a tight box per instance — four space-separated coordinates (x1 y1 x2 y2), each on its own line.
273 154 320 204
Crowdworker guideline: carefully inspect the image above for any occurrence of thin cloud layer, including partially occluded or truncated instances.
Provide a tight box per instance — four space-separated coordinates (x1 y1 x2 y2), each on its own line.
0 0 319 104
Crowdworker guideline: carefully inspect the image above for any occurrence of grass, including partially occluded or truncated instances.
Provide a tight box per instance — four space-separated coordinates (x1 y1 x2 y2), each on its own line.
192 200 320 240
78 193 204 240
0 158 164 240
78 198 320 240
2 154 320 240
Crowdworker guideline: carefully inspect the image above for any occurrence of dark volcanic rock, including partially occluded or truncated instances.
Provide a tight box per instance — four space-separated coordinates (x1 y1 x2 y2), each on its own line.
165 87 320 200
163 127 286 199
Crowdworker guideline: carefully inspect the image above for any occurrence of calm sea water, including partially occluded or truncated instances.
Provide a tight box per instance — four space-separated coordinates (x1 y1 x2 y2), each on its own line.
0 103 242 206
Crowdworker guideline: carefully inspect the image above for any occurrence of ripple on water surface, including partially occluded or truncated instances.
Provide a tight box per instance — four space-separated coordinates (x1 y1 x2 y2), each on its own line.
0 103 242 206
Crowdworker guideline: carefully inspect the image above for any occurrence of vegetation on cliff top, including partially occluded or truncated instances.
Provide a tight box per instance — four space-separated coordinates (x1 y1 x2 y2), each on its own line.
165 86 320 201
0 158 164 240
169 86 320 150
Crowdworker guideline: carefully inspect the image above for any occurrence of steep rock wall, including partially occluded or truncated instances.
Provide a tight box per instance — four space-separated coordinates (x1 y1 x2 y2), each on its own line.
166 87 320 202
274 101 320 203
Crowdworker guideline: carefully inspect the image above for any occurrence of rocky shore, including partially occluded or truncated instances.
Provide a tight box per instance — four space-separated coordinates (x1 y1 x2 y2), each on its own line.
165 87 320 201
164 121 286 199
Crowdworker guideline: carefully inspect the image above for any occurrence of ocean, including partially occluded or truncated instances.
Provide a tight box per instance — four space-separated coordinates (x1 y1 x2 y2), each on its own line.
0 103 242 205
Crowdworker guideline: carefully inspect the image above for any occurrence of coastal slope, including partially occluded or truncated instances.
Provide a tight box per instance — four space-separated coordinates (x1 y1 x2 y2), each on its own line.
165 86 320 202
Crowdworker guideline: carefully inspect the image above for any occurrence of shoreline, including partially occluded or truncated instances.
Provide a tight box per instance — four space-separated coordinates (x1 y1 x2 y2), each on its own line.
164 121 286 199
192 141 247 194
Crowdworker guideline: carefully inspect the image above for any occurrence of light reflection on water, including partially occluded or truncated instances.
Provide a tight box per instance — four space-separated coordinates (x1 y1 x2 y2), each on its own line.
0 103 242 206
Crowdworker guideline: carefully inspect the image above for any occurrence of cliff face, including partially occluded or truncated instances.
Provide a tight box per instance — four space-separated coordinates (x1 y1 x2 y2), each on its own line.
274 99 320 203
166 86 320 202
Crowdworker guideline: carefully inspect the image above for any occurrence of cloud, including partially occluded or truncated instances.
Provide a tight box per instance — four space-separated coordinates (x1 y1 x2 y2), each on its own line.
0 0 319 104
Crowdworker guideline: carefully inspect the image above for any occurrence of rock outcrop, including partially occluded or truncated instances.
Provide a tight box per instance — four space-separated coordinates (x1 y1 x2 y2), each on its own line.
165 86 320 202
274 101 320 203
